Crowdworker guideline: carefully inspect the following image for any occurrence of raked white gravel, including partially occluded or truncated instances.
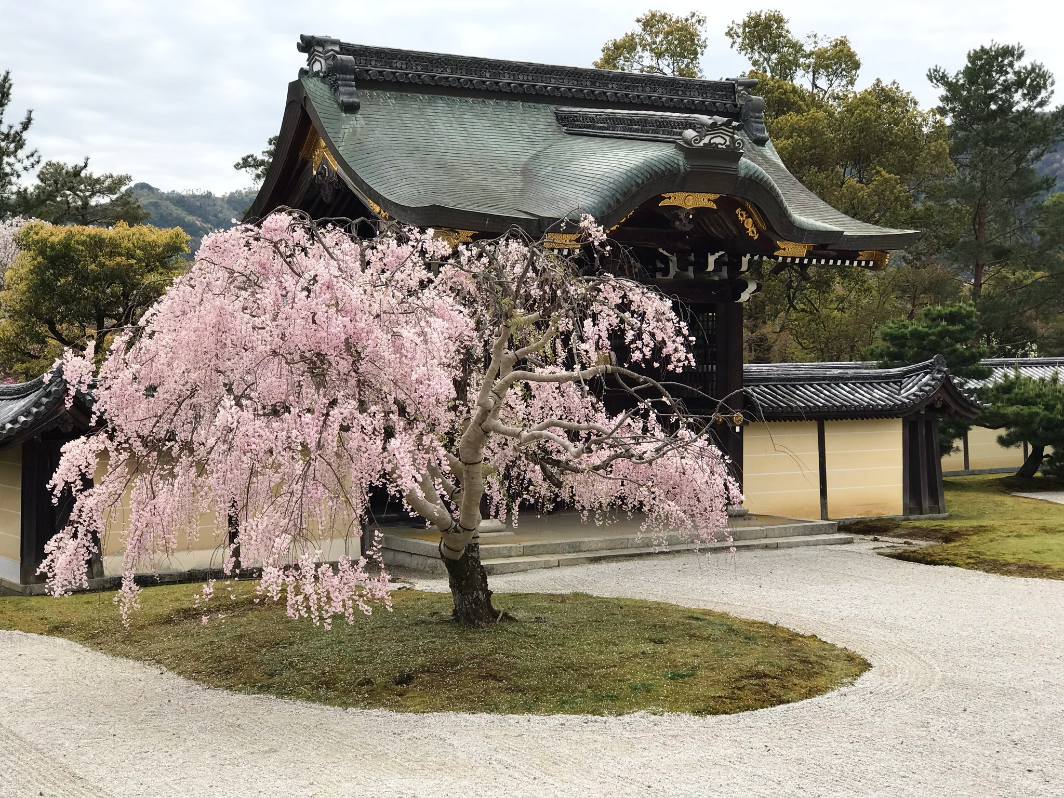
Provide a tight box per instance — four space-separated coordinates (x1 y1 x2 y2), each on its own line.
1013 490 1064 504
1 538 1062 798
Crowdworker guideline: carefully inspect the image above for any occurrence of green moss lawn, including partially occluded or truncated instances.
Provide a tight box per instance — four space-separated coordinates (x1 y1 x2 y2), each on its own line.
846 473 1064 579
0 583 868 716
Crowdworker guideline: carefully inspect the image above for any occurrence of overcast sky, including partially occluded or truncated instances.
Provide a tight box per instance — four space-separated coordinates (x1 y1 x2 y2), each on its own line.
2 0 1062 194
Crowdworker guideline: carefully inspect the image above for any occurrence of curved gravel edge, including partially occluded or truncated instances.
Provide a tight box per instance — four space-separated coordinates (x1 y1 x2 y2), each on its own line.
1 539 1062 798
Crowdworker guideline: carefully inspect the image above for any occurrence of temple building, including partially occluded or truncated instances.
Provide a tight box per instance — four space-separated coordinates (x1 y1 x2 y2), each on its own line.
1 37 990 592
247 35 918 480
0 372 94 589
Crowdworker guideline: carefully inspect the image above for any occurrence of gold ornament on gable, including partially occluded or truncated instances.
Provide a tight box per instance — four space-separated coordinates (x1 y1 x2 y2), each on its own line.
857 250 889 269
434 228 477 248
735 208 759 240
299 129 339 172
773 240 813 257
544 232 583 249
658 192 722 210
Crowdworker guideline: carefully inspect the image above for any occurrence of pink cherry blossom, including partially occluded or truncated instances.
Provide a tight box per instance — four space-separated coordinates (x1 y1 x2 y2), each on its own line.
40 211 736 626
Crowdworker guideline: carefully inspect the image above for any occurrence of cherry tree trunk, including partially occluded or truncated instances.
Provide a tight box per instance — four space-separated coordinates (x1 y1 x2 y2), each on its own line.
442 541 501 627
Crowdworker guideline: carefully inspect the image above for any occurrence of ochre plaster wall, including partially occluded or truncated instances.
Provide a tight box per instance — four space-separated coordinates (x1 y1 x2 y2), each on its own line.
823 418 903 518
941 426 1027 472
0 444 21 578
742 421 821 519
743 418 904 520
940 440 965 472
94 453 360 578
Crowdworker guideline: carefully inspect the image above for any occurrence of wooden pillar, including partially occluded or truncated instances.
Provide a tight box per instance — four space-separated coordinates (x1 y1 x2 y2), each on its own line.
916 415 930 515
929 418 945 514
817 419 829 520
18 440 41 585
962 428 970 472
714 298 744 488
902 419 912 516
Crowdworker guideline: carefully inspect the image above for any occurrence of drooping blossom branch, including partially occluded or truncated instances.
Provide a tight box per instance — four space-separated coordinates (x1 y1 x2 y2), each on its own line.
40 210 737 626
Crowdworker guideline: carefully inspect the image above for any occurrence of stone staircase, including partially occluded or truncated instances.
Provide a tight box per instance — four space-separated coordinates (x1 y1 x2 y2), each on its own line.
380 514 851 575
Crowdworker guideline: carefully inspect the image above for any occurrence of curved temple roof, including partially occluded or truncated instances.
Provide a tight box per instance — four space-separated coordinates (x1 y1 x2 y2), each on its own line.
0 372 94 449
743 356 982 421
249 36 917 253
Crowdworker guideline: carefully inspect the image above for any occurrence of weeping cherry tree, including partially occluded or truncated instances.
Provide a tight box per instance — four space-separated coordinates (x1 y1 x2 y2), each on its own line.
40 211 736 627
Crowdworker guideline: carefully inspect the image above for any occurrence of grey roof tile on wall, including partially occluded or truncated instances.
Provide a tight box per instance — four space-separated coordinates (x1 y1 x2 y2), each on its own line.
974 357 1064 386
743 356 981 420
0 372 93 448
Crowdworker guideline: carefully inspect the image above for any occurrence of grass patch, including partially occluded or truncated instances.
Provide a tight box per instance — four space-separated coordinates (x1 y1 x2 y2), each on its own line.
0 583 867 716
845 474 1064 580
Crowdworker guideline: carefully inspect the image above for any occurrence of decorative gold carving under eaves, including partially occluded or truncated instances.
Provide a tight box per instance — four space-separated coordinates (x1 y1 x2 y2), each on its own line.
658 192 721 210
299 129 339 172
773 240 813 258
857 250 889 269
606 210 635 233
363 196 390 220
434 228 477 248
544 232 582 249
735 208 759 240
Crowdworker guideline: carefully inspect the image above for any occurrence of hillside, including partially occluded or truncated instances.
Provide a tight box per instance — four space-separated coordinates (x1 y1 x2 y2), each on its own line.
1039 142 1063 191
131 183 258 251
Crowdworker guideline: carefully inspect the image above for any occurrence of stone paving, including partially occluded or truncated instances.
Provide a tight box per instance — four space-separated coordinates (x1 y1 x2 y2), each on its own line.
1 539 1061 797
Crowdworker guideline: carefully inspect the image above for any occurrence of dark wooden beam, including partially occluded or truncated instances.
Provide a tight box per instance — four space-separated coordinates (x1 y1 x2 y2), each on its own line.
18 441 39 585
714 298 744 487
817 419 829 521
929 418 945 513
902 419 912 516
916 415 930 515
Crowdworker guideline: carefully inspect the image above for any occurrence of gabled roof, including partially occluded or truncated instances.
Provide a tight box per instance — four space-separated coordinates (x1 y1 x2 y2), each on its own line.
0 371 94 449
743 356 982 421
248 36 917 253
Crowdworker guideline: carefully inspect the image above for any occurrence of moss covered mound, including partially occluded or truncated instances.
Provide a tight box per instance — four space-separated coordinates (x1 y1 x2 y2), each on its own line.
0 584 868 716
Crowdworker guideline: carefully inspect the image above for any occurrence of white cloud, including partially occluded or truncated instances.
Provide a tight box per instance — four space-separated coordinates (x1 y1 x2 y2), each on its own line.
1 0 1062 193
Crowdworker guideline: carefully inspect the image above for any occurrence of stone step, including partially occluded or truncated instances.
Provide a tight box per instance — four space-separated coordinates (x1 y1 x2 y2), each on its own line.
381 532 853 576
380 518 837 562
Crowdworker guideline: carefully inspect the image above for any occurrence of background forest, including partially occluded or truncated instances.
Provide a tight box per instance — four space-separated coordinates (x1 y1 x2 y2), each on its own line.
598 10 1064 365
2 8 1064 376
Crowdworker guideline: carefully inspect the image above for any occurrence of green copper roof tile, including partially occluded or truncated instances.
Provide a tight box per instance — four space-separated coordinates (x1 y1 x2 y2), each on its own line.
289 71 915 249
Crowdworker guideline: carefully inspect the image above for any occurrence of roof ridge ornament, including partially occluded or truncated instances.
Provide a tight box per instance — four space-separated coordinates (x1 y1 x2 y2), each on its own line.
554 108 743 156
729 77 769 146
298 35 360 112
297 35 740 113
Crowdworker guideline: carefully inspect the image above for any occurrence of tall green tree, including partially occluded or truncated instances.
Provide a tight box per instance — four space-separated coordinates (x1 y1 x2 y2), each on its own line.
0 221 188 379
594 10 707 78
987 192 1064 355
234 135 278 183
869 302 990 378
721 11 958 363
929 43 1064 305
1 71 147 226
771 79 954 230
724 10 861 120
868 302 990 456
16 159 147 226
0 70 38 219
980 373 1064 478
